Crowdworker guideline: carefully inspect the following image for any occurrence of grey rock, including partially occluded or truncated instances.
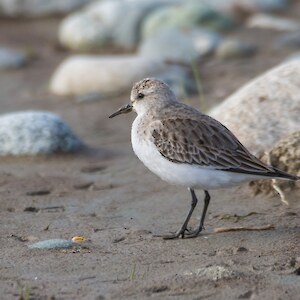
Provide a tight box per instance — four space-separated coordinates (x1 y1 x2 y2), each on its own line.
0 48 27 70
156 66 196 98
29 239 75 249
0 111 83 156
139 27 221 64
59 0 176 51
141 0 235 39
50 55 187 97
247 13 300 31
216 39 257 59
0 0 94 17
210 61 300 155
183 266 236 281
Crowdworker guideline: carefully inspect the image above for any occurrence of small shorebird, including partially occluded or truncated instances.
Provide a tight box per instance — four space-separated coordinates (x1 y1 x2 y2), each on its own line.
109 78 299 239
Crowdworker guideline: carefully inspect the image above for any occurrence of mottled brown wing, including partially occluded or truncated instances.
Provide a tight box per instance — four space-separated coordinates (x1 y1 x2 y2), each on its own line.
151 116 275 175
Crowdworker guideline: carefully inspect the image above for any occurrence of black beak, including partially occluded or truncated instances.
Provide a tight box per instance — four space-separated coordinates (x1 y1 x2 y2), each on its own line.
109 103 133 118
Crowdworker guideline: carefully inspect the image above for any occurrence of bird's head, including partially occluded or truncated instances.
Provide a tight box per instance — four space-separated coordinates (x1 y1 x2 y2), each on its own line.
109 78 176 118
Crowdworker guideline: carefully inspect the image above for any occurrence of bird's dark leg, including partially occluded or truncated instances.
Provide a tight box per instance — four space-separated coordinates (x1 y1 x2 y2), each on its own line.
185 190 210 238
163 187 198 239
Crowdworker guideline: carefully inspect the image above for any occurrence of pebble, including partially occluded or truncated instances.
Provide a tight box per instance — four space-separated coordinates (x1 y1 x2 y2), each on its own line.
183 265 236 281
29 239 74 249
0 47 27 70
0 111 83 155
247 13 300 31
216 39 257 59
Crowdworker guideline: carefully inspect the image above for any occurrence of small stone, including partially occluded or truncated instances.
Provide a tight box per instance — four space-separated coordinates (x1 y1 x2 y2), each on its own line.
247 13 300 31
29 239 75 249
216 39 257 59
183 265 235 281
0 47 27 70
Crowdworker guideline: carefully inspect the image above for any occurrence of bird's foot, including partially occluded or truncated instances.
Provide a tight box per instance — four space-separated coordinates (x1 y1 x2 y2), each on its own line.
182 226 204 239
154 225 204 240
161 227 193 240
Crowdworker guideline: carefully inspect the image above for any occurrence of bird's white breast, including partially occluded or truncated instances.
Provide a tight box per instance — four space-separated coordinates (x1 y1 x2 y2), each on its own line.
131 115 265 190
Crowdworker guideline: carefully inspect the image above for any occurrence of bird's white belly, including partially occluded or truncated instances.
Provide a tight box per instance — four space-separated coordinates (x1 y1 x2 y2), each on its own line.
131 121 262 190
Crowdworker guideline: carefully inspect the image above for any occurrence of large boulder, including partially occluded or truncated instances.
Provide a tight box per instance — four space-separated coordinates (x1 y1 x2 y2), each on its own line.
0 111 83 155
138 27 221 64
59 0 176 51
141 0 235 39
210 61 300 155
50 55 188 97
0 0 93 17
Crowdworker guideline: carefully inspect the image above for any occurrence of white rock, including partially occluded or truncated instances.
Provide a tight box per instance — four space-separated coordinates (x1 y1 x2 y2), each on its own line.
58 12 110 51
0 0 93 17
59 0 176 51
141 0 235 39
215 39 257 59
210 61 300 155
138 27 220 64
247 14 300 31
0 111 83 155
183 266 235 281
0 47 26 70
50 55 177 97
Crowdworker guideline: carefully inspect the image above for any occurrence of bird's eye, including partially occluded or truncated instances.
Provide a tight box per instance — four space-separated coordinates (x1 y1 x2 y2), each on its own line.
137 93 144 99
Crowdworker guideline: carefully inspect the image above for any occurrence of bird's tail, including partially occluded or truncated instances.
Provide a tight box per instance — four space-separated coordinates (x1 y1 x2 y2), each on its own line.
271 167 300 181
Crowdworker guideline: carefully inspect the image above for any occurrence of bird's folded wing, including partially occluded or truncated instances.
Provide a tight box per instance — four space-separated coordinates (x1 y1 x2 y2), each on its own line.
150 116 275 175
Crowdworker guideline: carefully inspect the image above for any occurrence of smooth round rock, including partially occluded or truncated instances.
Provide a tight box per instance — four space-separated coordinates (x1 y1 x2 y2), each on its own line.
29 239 75 249
0 48 27 70
139 27 221 63
50 55 178 96
0 0 93 17
216 39 257 59
142 0 235 39
210 61 300 155
0 111 83 156
247 13 300 31
59 0 176 51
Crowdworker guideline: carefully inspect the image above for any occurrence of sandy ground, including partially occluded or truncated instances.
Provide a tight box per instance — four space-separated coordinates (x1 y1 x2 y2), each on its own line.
0 5 300 300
